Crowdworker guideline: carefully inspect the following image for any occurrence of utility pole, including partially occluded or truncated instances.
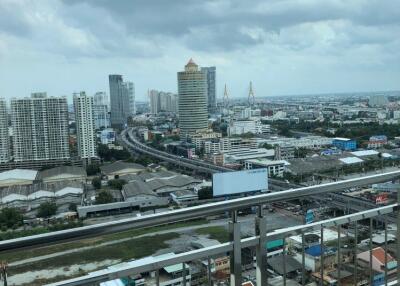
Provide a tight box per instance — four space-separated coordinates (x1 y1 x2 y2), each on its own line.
0 261 8 286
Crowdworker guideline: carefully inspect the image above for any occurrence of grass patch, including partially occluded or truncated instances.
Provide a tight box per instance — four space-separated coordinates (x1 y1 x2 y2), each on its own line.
9 232 179 275
2 218 207 263
195 226 229 243
0 221 83 241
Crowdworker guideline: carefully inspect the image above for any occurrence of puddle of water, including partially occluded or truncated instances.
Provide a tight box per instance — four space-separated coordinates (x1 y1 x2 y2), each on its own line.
8 259 121 285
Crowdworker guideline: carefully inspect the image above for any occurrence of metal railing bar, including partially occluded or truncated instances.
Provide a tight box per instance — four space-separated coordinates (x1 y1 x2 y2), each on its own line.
2 172 399 252
45 204 398 286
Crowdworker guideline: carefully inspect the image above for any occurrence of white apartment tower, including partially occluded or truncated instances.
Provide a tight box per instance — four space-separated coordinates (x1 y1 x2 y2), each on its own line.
0 98 10 163
93 92 110 129
178 59 208 137
11 93 70 162
73 92 97 162
149 90 178 114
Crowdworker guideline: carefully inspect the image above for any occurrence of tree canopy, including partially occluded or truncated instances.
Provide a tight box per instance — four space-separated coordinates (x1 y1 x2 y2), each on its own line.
96 190 114 204
0 208 23 229
37 202 58 218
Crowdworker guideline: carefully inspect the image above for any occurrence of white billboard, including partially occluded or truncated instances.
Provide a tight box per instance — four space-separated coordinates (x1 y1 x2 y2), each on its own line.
213 169 268 197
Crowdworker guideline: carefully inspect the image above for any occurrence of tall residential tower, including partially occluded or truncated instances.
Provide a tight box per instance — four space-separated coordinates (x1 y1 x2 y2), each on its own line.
109 75 135 127
73 92 97 162
11 93 70 162
178 59 208 137
93 92 110 129
201 66 216 114
0 98 10 163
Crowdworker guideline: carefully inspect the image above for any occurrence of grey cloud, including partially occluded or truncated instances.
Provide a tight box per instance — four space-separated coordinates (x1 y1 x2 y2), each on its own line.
0 2 32 37
61 0 400 53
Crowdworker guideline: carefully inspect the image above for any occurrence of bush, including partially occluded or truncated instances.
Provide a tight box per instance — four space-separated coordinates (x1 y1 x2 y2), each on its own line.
68 203 77 212
37 202 58 218
0 208 23 229
198 187 213 200
96 190 114 204
98 144 131 161
107 179 127 190
86 163 100 176
92 177 102 189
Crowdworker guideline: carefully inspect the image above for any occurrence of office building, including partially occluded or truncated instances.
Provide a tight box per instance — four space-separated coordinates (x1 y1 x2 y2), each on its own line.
0 98 10 163
227 120 270 136
332 137 357 151
93 92 110 129
201 66 216 114
369 94 387 107
178 59 208 137
93 91 109 108
109 75 135 127
149 90 178 114
73 92 97 162
11 93 70 162
123 81 135 116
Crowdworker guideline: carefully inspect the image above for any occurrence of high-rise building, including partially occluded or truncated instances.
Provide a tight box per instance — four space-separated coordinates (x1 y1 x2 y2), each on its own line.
109 75 135 127
94 91 109 108
73 92 97 162
123 81 136 116
93 92 110 129
11 93 70 162
149 90 178 114
178 59 208 137
201 66 216 114
0 98 10 163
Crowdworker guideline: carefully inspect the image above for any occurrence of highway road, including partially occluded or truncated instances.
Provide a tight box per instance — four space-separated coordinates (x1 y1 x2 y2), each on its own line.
118 127 298 191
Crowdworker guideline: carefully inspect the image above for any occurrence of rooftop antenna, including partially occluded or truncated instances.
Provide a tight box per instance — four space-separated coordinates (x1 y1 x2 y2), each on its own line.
223 83 229 108
248 81 255 106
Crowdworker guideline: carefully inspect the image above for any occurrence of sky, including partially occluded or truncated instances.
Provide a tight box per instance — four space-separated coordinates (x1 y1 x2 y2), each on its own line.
0 0 399 102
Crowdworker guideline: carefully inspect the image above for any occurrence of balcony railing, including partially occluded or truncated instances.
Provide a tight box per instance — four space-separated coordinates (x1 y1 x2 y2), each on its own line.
1 171 400 286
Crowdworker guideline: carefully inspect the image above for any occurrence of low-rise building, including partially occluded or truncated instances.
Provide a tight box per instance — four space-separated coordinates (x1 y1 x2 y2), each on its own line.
227 119 270 136
357 247 397 276
244 158 287 177
122 174 202 198
0 169 38 188
262 136 332 150
223 148 274 165
100 161 146 179
367 135 388 149
1 181 83 215
98 129 116 145
37 166 86 184
332 137 357 151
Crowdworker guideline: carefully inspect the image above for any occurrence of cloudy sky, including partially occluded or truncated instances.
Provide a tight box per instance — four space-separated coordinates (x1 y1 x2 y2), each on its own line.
0 0 399 102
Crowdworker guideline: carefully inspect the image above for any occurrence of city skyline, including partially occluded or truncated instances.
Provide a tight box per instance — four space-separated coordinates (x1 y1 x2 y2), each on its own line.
0 1 399 101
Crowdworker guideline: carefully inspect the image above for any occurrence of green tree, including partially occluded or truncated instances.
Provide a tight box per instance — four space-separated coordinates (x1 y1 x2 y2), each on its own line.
86 163 100 176
96 190 114 204
198 187 213 200
98 144 131 161
37 202 58 218
262 143 274 149
92 177 102 189
107 179 127 190
0 208 23 229
295 147 308 158
68 203 77 212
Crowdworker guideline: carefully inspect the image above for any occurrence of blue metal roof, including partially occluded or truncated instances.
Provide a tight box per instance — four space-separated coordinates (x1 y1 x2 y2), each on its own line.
305 244 336 257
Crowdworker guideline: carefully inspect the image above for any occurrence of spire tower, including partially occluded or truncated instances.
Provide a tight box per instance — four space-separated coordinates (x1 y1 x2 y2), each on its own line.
223 83 229 108
248 81 255 106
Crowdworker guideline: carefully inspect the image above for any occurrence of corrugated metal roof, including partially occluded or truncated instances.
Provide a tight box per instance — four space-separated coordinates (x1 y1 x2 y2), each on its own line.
339 157 364 164
0 169 38 182
350 150 379 157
